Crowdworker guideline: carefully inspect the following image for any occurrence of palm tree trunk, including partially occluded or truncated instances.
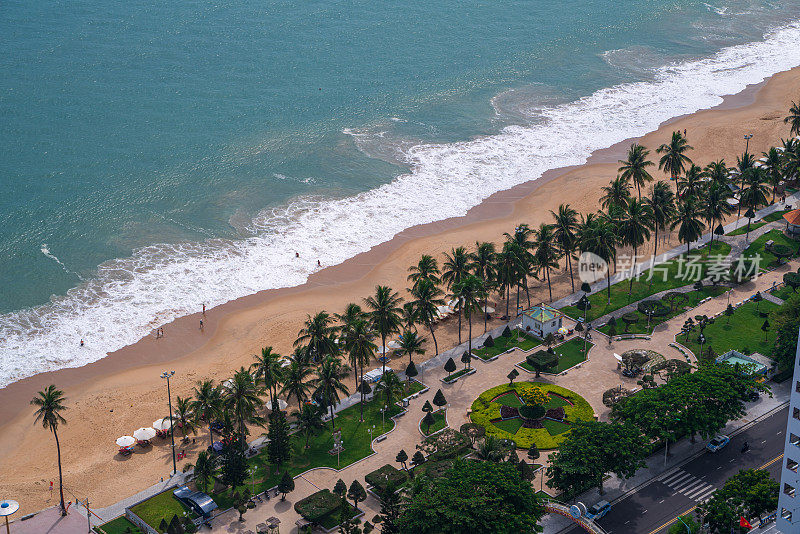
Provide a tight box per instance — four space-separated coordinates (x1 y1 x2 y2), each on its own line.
208 423 214 448
427 320 439 356
524 279 531 308
359 363 365 422
505 285 510 318
55 430 66 515
546 267 552 302
483 295 488 333
381 334 387 374
467 313 473 369
329 394 336 431
628 246 637 295
606 269 612 304
515 283 520 316
567 252 575 293
457 305 462 345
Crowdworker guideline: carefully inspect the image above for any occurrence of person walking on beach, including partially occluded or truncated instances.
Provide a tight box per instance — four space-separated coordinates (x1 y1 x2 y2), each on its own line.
80 339 84 347
317 259 321 267
202 303 205 316
199 319 204 331
295 252 299 258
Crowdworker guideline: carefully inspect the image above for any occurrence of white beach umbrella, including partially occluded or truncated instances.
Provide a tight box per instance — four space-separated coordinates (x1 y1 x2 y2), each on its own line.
153 418 172 431
387 340 402 350
482 305 495 313
436 305 452 317
116 436 136 447
276 399 288 410
133 427 156 441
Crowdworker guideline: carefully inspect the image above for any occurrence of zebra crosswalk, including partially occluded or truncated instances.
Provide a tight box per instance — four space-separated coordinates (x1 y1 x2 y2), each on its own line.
658 469 717 502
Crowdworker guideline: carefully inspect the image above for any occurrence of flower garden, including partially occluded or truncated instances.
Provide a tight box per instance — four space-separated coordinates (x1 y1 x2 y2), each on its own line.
469 382 594 449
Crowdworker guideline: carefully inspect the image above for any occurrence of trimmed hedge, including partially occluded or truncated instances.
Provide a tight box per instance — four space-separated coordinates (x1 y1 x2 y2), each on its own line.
469 382 594 449
365 464 407 493
294 489 342 522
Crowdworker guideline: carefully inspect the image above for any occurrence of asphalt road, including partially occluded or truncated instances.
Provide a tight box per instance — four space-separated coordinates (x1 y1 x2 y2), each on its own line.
563 406 788 534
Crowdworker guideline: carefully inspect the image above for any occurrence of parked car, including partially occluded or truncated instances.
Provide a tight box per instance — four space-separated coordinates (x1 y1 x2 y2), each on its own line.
585 500 611 520
706 434 730 452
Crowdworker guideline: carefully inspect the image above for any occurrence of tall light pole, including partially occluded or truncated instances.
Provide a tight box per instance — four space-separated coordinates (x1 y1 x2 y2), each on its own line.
744 133 753 153
161 370 177 475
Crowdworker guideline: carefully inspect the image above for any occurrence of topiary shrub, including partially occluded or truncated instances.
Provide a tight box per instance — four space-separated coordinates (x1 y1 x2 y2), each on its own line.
483 335 494 347
364 464 407 493
637 300 669 317
502 325 512 337
294 490 342 522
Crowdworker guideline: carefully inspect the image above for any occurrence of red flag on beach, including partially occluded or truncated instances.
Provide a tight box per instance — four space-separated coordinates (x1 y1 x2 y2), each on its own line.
739 516 752 528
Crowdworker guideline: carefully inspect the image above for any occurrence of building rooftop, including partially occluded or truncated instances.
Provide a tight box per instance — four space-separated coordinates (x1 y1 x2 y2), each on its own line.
523 304 562 323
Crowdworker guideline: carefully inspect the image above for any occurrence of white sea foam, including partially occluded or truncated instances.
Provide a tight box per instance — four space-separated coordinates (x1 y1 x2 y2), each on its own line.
2 22 800 387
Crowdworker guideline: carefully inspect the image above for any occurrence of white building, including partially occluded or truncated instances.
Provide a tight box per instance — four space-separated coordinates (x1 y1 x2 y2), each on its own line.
778 331 800 531
521 304 563 339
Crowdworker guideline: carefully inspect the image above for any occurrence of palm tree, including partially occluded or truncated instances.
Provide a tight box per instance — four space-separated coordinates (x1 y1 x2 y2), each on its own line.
365 285 403 374
442 246 471 341
345 318 377 420
452 275 485 364
172 396 197 442
786 99 800 137
495 245 517 319
376 370 405 411
191 380 223 447
736 152 756 218
397 329 425 365
409 278 445 357
313 356 350 429
250 346 284 408
280 358 314 409
740 167 770 237
671 196 705 255
31 385 68 515
292 403 325 448
600 176 632 211
678 164 704 199
502 225 536 309
336 303 368 388
618 143 654 199
762 147 784 203
618 198 653 294
578 215 617 304
701 182 733 244
644 181 676 259
407 255 440 288
191 450 217 492
657 131 693 193
704 160 729 189
224 368 265 447
470 241 496 332
294 311 338 363
783 138 800 184
532 223 561 302
550 204 579 292
400 302 418 332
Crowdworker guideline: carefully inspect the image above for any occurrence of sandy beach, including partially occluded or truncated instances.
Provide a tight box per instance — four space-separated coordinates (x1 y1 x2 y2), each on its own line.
1 65 798 514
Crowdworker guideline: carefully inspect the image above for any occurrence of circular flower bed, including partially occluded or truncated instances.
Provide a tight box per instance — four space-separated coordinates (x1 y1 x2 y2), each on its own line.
469 382 594 449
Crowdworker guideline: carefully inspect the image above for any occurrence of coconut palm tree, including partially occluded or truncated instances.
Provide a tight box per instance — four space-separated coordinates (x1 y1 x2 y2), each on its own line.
31 385 68 515
191 450 217 492
345 318 377 420
502 225 536 309
224 368 265 447
294 311 338 364
397 329 425 365
735 152 756 218
313 356 350 430
191 379 223 447
550 204 579 293
657 131 693 193
671 196 705 255
365 285 404 374
376 370 405 411
618 198 653 294
442 246 471 342
495 246 517 319
618 143 654 199
452 275 485 364
678 164 704 199
762 147 784 203
407 254 441 288
578 215 617 304
172 396 197 442
600 176 632 211
409 279 444 357
783 138 800 183
336 303 368 388
532 223 561 302
704 160 729 189
400 302 418 332
470 241 496 332
740 167 770 237
250 346 284 408
700 182 733 244
280 357 314 409
292 403 325 448
786 99 800 137
644 181 676 259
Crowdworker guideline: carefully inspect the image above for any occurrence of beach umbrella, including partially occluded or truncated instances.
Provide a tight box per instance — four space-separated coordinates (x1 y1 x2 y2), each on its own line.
482 305 495 313
116 436 136 447
436 305 452 317
275 399 288 410
386 340 402 350
133 427 156 441
153 418 172 431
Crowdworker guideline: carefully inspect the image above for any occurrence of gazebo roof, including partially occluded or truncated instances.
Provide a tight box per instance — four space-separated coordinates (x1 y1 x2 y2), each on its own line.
783 209 800 226
523 304 562 323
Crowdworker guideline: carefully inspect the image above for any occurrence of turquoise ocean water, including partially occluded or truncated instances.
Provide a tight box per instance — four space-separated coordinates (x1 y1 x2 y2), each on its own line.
2 0 800 385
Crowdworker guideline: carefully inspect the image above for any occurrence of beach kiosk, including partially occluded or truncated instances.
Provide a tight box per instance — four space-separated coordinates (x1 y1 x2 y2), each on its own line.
784 208 800 238
521 304 563 339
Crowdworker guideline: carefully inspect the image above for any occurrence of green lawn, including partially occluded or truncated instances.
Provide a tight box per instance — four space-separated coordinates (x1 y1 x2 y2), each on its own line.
561 241 732 323
681 299 779 357
763 209 790 223
597 286 728 335
741 229 798 268
521 338 593 374
772 284 797 301
494 392 523 408
129 490 196 533
95 516 141 534
472 331 541 360
443 367 472 383
402 379 426 397
543 393 570 410
727 221 766 236
541 419 571 436
422 410 448 435
492 418 523 434
316 502 359 530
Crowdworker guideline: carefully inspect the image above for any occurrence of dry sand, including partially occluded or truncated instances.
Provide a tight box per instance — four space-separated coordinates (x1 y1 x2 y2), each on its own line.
1 65 798 514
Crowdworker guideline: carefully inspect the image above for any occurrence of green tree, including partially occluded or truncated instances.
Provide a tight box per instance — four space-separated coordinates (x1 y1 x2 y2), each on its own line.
443 357 456 378
224 367 265 447
785 99 800 136
373 482 403 534
470 241 497 332
678 164 704 199
771 292 800 369
220 438 248 489
280 357 314 408
337 303 370 390
619 143 654 200
398 460 544 534
422 412 436 434
292 402 325 448
191 450 217 493
396 449 409 470
409 279 445 357
644 181 676 259
577 214 617 303
407 254 441 289
619 198 653 294
267 404 291 467
398 330 425 366
295 310 339 363
547 420 648 495
433 389 447 409
411 451 426 467
348 479 367 511
172 395 197 442
31 385 68 515
452 274 486 359
671 196 705 255
377 370 405 411
365 285 404 374
696 469 778 533
761 147 784 203
333 479 348 499
600 175 632 211
405 361 418 384
250 346 284 408
550 204 579 292
532 223 562 302
657 131 693 194
191 379 223 448
701 182 733 244
442 246 472 343
345 318 378 421
278 470 295 500
313 356 351 429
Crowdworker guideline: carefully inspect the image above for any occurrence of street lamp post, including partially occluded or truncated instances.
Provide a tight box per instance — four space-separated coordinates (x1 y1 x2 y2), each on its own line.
744 133 753 153
161 370 177 475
